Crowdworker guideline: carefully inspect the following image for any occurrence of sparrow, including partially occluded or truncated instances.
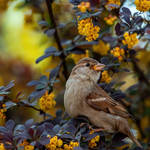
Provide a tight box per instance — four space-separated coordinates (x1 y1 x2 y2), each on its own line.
64 57 142 148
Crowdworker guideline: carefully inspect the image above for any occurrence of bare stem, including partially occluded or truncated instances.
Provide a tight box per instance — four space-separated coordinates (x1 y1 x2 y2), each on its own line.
131 57 150 87
129 56 149 139
17 102 45 114
45 0 68 80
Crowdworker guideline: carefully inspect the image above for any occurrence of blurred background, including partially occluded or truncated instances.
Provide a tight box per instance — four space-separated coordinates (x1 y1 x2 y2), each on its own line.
0 0 75 124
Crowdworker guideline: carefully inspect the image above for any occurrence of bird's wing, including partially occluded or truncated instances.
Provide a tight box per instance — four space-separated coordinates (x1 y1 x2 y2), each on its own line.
86 85 130 119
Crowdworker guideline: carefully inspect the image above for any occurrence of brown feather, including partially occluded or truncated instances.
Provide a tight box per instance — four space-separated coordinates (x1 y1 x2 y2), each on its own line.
86 85 130 119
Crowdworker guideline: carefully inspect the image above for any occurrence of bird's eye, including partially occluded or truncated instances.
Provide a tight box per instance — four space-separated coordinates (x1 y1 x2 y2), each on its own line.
86 63 90 67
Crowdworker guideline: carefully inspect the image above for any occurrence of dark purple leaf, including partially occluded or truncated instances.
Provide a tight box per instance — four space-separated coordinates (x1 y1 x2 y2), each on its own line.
36 47 61 64
122 7 131 17
39 136 50 145
53 125 60 133
44 122 54 130
0 127 13 142
102 36 116 42
108 63 120 67
25 119 34 128
35 125 45 137
5 120 15 131
78 13 90 21
73 147 82 150
83 132 99 142
14 124 26 135
53 51 62 56
4 144 14 150
100 57 110 65
66 125 76 134
122 15 131 25
4 81 15 91
14 124 30 140
0 86 4 90
115 23 121 36
28 89 46 99
0 96 4 101
28 128 34 137
62 40 72 46
27 80 39 86
49 65 60 80
40 75 48 83
0 126 8 133
61 134 74 139
111 91 126 100
90 10 102 17
57 23 66 29
69 0 81 5
35 84 46 90
71 49 86 54
0 91 9 95
36 53 52 64
30 141 36 146
134 16 143 26
38 20 49 27
2 135 13 143
44 29 55 37
5 101 16 109
45 46 58 54
76 41 98 46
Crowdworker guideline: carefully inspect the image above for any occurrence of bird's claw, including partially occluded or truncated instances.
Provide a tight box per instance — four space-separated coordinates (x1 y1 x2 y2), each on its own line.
89 126 105 133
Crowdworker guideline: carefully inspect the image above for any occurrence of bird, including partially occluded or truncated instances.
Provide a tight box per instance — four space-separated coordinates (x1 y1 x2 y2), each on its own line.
64 57 142 148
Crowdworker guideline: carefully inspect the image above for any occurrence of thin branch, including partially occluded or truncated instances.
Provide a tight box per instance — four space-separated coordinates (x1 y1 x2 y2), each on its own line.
17 101 55 122
45 0 68 80
129 56 150 139
17 102 44 114
45 0 62 51
131 57 150 87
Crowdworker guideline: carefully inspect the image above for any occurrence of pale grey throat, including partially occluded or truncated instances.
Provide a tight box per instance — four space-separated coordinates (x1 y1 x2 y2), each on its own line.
97 72 102 83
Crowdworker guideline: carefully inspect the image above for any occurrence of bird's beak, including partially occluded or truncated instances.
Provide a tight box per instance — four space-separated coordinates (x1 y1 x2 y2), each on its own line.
93 63 105 71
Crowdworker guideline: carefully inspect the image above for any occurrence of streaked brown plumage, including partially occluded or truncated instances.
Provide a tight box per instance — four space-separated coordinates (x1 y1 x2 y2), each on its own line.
64 57 142 148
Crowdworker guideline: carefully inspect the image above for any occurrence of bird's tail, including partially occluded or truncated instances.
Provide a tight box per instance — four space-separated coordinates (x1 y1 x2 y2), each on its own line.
119 121 143 148
128 130 143 148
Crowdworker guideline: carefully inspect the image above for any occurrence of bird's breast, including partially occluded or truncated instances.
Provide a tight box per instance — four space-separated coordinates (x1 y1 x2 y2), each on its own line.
64 77 93 117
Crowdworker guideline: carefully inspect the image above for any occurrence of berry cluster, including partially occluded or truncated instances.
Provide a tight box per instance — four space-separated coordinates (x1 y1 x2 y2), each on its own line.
104 15 117 25
39 91 56 114
111 47 125 61
78 1 90 12
122 32 139 49
78 18 100 41
135 0 150 12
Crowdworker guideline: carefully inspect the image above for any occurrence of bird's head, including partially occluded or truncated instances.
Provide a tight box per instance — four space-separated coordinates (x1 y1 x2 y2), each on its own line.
71 57 105 83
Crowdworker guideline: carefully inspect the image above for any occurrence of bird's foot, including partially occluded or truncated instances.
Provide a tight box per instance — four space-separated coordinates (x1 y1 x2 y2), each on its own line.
89 126 105 133
80 123 104 133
